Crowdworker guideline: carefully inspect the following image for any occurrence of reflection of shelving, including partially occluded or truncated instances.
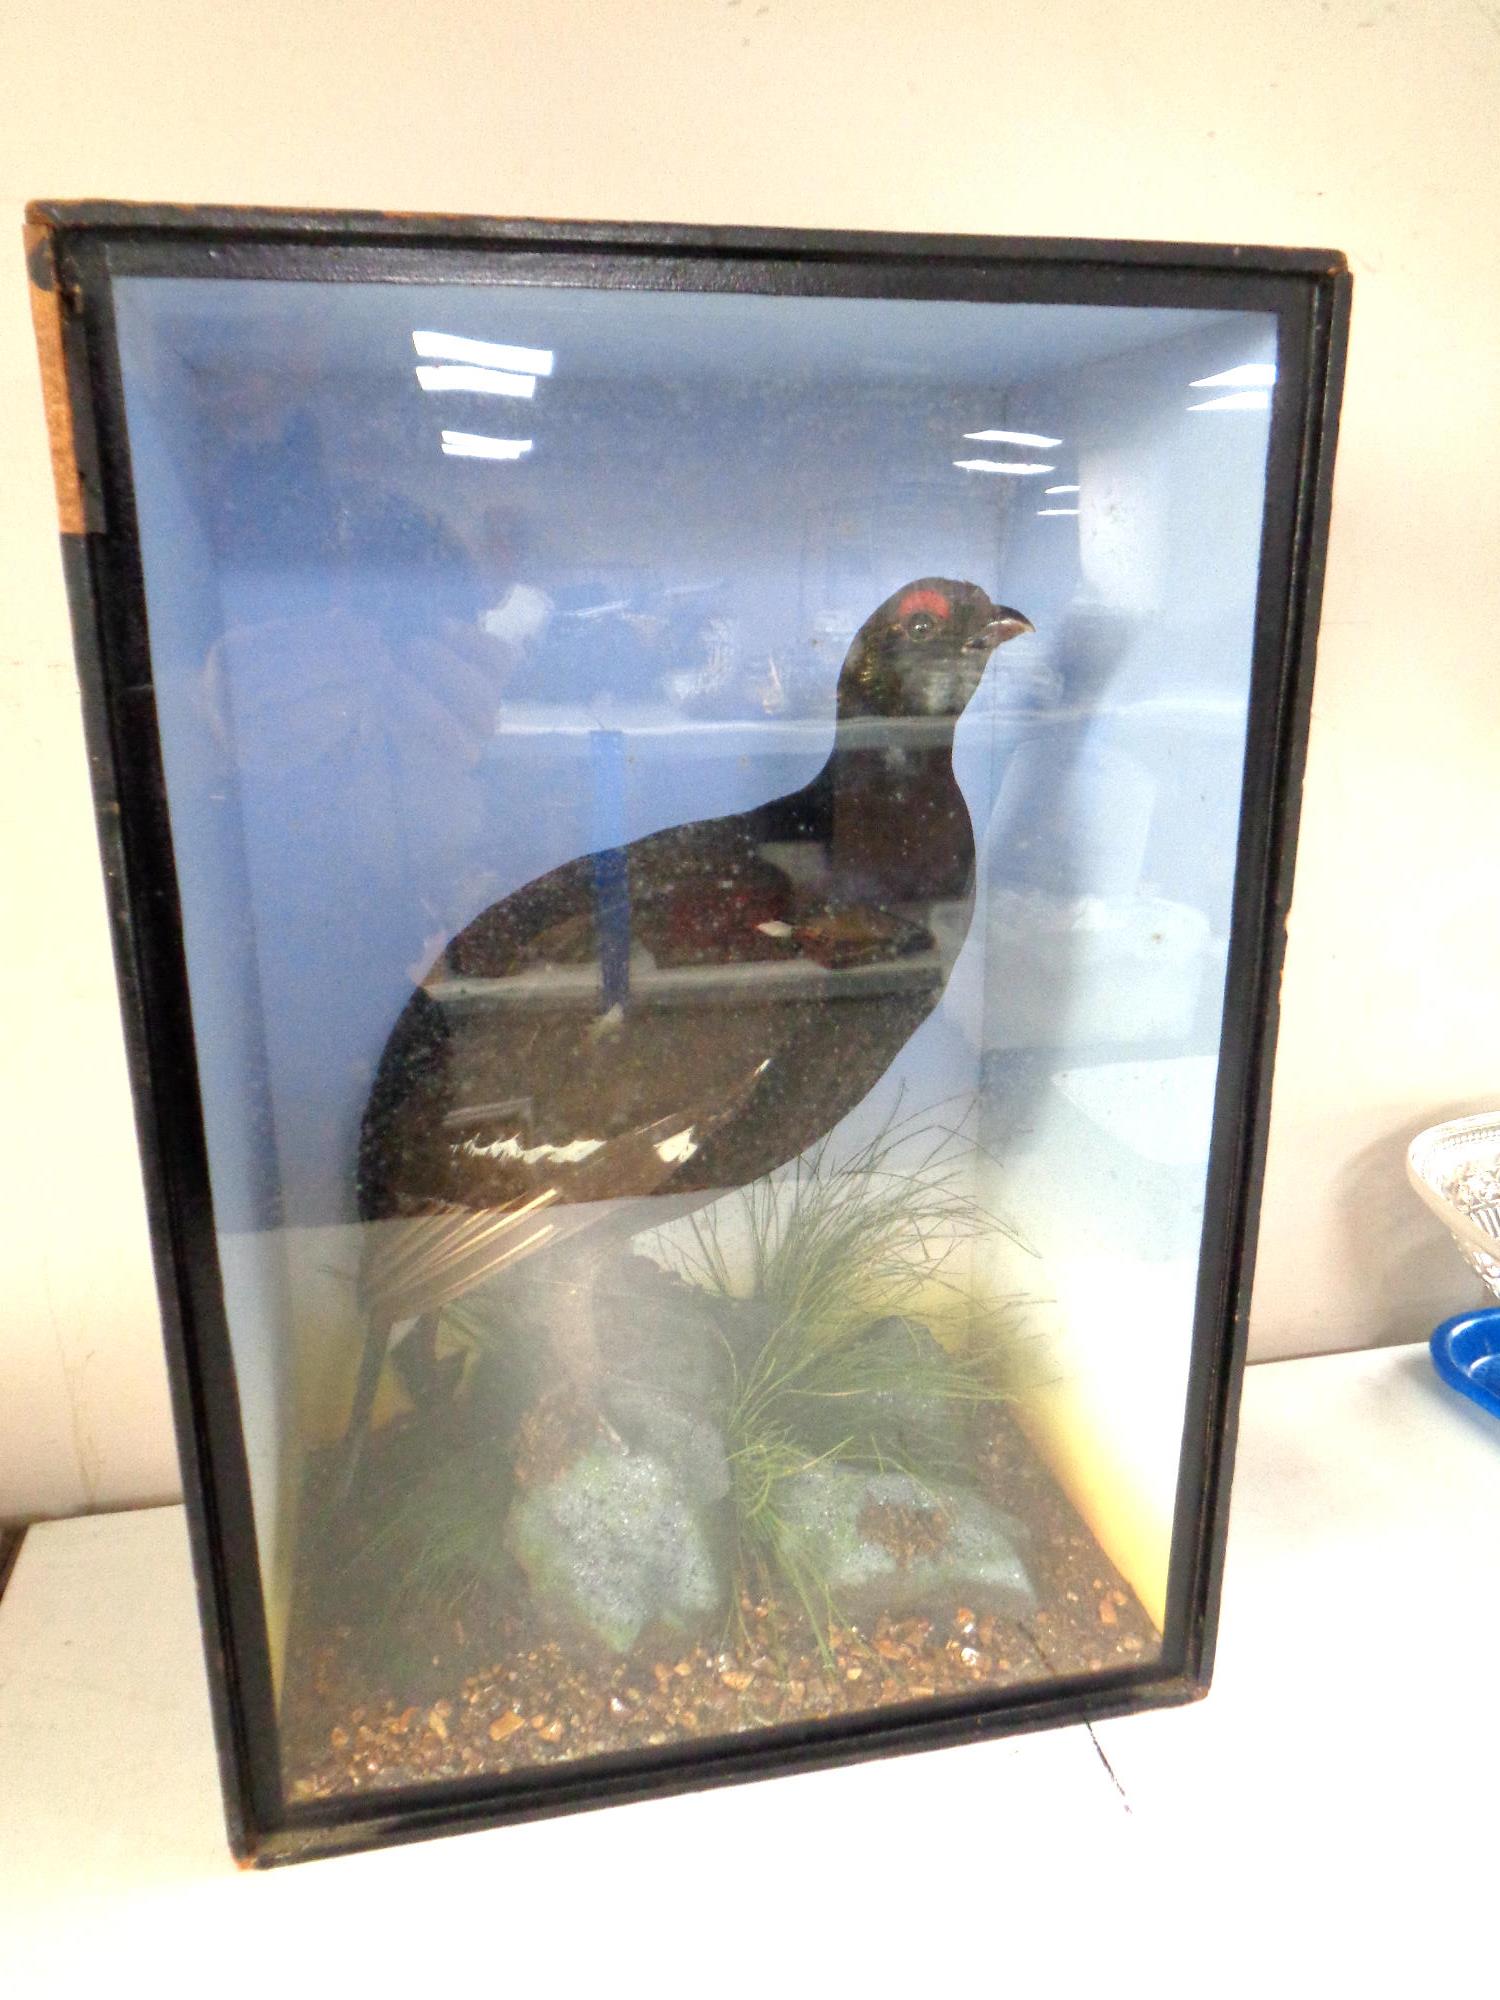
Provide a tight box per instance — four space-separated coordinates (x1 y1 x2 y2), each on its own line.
428 939 951 1018
486 692 1247 762
486 705 972 759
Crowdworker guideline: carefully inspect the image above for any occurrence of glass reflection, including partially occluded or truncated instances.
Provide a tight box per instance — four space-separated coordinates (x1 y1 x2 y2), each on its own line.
110 275 1274 1798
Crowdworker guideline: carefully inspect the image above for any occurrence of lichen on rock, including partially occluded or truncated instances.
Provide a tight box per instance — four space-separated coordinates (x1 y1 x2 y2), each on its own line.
775 1466 1034 1626
504 1446 726 1654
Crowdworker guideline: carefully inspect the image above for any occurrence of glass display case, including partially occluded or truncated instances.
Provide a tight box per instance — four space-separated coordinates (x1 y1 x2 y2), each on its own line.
25 204 1349 1863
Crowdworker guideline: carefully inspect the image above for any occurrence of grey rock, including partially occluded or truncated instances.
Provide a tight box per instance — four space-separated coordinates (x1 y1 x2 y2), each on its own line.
793 1316 974 1470
600 1382 732 1502
775 1466 1034 1625
593 1255 737 1410
504 1447 725 1653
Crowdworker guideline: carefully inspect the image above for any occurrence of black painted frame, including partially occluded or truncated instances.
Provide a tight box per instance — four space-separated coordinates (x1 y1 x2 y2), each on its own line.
25 202 1350 1866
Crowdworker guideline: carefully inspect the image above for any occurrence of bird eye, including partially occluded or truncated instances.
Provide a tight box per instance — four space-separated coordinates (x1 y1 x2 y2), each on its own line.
906 612 938 641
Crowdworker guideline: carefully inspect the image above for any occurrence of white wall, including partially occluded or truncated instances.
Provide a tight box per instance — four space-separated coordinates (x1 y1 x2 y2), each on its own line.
3 0 1497 1519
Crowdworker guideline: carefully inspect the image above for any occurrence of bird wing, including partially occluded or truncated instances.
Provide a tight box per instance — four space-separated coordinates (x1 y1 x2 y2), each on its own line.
357 1061 772 1326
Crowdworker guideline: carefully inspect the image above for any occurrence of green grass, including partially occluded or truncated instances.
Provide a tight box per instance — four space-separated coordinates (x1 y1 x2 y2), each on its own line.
653 1106 1044 1651
665 1105 1026 1345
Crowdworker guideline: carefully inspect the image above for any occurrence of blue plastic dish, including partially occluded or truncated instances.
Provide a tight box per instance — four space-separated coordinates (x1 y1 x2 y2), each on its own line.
1430 1308 1500 1421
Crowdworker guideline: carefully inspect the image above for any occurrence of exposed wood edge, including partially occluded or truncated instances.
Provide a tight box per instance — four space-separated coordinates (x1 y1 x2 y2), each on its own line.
0 1526 28 1608
23 218 87 536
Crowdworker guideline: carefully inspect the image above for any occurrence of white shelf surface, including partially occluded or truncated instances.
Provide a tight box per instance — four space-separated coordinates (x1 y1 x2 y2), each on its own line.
3 1341 1498 1992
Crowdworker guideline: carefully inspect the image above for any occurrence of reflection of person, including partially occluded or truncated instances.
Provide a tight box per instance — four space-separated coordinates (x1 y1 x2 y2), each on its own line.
201 488 518 934
172 321 339 569
475 503 552 654
196 486 522 1223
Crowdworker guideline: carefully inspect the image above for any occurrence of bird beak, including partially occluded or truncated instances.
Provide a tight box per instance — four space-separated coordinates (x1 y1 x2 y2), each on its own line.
970 606 1034 649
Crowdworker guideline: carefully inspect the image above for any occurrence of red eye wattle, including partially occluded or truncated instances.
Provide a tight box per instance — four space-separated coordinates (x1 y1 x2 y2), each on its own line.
897 588 951 623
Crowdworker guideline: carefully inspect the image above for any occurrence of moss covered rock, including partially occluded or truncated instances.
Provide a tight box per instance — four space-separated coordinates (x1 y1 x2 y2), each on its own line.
776 1466 1034 1626
504 1447 726 1653
598 1383 732 1503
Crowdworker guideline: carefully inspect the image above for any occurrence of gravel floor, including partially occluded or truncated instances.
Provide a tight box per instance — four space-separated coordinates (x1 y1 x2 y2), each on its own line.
281 1405 1161 1801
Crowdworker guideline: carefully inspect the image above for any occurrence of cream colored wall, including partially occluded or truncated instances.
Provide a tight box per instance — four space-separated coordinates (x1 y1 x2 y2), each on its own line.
2 0 1497 1519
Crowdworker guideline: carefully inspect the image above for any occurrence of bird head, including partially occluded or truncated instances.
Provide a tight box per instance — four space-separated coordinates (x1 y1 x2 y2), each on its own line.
836 578 1033 721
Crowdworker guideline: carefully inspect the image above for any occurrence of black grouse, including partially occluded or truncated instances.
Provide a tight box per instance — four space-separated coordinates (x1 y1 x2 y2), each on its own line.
344 577 1033 1463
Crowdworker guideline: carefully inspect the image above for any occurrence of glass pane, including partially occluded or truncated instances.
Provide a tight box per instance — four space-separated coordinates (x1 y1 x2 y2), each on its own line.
112 272 1274 1800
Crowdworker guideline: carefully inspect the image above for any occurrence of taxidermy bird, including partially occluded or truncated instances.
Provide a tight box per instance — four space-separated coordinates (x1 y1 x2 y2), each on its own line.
343 578 1033 1478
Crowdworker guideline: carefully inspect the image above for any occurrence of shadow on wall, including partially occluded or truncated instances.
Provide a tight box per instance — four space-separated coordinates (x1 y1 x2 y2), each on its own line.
1335 1103 1495 1350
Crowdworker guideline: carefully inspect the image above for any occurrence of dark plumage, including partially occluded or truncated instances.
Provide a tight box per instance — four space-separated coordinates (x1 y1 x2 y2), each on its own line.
343 578 1032 1468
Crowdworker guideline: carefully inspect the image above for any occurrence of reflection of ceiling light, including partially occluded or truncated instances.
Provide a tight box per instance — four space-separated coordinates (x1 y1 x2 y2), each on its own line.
440 432 534 460
416 363 537 398
963 428 1063 448
1037 507 1080 516
413 331 554 374
1044 483 1080 495
953 459 1055 475
1187 390 1270 412
1190 362 1276 389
